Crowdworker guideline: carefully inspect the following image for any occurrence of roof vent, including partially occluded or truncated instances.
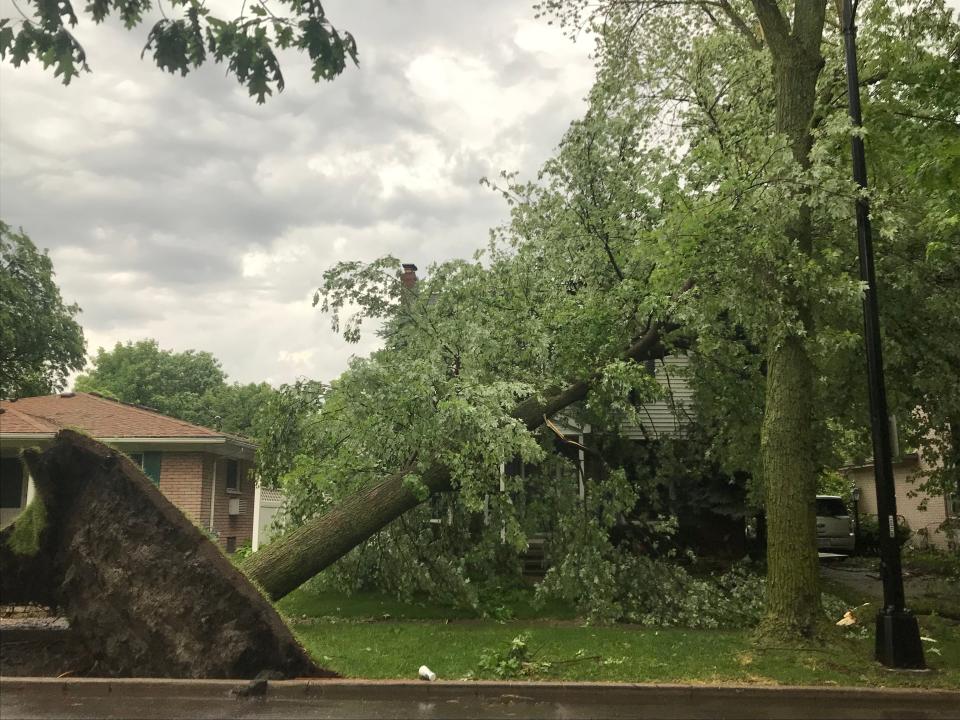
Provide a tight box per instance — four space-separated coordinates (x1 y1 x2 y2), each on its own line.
60 392 76 399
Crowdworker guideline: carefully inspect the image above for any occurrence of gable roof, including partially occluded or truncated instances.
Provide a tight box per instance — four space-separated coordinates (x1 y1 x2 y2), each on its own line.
0 405 60 434
0 392 252 448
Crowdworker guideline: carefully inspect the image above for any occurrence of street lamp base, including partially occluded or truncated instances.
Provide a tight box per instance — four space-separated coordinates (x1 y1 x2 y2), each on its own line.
875 609 925 669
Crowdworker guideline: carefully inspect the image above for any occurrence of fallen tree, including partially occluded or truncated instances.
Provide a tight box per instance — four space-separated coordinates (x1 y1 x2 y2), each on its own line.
243 316 683 600
0 430 329 679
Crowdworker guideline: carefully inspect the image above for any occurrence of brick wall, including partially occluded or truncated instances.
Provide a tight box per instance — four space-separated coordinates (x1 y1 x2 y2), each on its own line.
158 452 205 525
156 452 254 551
209 457 255 552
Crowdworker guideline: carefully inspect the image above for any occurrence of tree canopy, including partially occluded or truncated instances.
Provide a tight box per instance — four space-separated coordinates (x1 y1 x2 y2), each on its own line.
248 0 959 635
0 0 356 102
0 221 86 399
75 339 274 437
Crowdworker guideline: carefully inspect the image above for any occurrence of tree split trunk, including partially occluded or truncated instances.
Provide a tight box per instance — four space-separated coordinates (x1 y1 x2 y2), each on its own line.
752 0 828 638
243 321 678 600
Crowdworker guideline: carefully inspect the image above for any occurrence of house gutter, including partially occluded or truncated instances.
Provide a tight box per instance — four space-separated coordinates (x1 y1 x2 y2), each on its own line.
102 436 257 450
839 453 920 472
0 434 255 449
0 433 57 442
252 480 262 551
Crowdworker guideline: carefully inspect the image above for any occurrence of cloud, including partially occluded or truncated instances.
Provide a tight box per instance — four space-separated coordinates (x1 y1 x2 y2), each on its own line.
0 0 592 386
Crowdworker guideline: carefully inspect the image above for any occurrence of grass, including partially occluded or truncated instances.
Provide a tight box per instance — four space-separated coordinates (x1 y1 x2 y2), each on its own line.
277 586 576 622
903 549 960 581
7 497 47 556
280 586 960 688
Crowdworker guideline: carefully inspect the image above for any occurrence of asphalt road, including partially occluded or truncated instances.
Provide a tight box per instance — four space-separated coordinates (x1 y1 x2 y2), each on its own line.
2 678 958 719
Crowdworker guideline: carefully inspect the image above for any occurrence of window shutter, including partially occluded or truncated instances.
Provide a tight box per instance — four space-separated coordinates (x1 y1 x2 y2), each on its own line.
143 452 162 486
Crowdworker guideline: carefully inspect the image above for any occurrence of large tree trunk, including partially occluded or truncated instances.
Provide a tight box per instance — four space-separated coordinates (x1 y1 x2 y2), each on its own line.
244 322 676 600
752 0 828 638
761 337 820 636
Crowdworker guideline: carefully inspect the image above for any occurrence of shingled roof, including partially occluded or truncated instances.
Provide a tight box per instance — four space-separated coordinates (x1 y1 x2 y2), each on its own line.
0 392 249 445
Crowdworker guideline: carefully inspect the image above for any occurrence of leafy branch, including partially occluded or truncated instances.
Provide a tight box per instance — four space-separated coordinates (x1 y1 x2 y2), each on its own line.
0 0 356 102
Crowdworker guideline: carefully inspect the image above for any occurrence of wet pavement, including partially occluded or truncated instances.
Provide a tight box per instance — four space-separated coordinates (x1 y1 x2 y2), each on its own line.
2 678 958 719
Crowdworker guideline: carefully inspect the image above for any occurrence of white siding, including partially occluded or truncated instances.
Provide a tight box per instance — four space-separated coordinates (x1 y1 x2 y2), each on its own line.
253 486 286 550
620 355 694 439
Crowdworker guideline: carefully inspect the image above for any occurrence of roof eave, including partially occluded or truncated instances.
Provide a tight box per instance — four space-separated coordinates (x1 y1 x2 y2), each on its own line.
1 433 256 453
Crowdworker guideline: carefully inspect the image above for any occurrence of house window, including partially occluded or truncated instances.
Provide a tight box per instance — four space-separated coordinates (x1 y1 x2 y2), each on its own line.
225 460 240 493
128 452 162 486
1 458 24 508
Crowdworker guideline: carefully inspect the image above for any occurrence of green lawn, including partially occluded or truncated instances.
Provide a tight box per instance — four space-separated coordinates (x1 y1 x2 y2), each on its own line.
279 587 960 688
277 586 577 622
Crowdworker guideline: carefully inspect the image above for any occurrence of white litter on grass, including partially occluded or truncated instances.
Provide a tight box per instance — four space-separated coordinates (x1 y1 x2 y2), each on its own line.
418 665 437 681
920 636 938 643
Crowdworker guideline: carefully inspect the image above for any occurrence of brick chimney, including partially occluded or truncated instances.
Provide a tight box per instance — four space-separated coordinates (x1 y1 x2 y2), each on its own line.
400 263 418 290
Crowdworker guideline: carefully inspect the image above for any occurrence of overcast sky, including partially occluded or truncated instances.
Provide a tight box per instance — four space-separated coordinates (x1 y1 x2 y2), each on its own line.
0 1 594 386
3 2 957 388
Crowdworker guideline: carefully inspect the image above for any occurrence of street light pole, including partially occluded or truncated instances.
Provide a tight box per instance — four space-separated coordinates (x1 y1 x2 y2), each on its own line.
840 0 924 669
851 486 861 555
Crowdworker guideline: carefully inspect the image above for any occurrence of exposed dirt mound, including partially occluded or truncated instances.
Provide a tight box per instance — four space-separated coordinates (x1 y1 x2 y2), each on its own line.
0 430 332 679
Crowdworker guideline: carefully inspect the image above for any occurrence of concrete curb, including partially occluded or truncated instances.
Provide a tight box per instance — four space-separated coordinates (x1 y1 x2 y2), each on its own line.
2 677 958 719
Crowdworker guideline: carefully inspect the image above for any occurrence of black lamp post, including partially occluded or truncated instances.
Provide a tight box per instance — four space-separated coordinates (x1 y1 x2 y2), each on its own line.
840 0 924 669
851 485 861 555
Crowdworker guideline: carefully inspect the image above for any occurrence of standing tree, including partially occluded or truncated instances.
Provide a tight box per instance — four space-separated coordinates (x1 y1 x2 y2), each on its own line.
75 339 275 437
0 221 85 399
198 380 277 438
541 0 957 637
247 0 959 633
75 339 226 416
0 0 356 102
566 0 828 643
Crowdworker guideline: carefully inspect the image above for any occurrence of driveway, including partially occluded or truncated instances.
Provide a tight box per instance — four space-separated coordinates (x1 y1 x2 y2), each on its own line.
821 561 960 618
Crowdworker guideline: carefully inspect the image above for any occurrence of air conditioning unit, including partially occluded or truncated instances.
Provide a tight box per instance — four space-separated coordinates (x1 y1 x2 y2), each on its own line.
228 498 241 516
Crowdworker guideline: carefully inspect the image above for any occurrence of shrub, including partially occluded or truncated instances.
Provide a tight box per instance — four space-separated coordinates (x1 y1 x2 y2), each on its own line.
857 514 911 556
231 542 254 563
538 553 767 628
902 546 960 581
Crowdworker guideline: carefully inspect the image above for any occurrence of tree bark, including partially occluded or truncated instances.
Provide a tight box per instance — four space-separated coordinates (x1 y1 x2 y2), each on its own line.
752 0 828 638
243 321 678 600
761 337 820 636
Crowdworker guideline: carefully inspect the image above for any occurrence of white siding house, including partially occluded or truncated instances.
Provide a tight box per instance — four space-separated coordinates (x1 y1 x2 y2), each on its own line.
620 355 695 439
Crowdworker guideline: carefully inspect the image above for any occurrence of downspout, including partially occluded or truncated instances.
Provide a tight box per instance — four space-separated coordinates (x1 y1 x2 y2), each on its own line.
252 478 262 552
209 458 218 534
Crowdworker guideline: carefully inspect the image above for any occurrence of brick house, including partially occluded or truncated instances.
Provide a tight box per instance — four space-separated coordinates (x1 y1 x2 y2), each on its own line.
0 392 256 552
